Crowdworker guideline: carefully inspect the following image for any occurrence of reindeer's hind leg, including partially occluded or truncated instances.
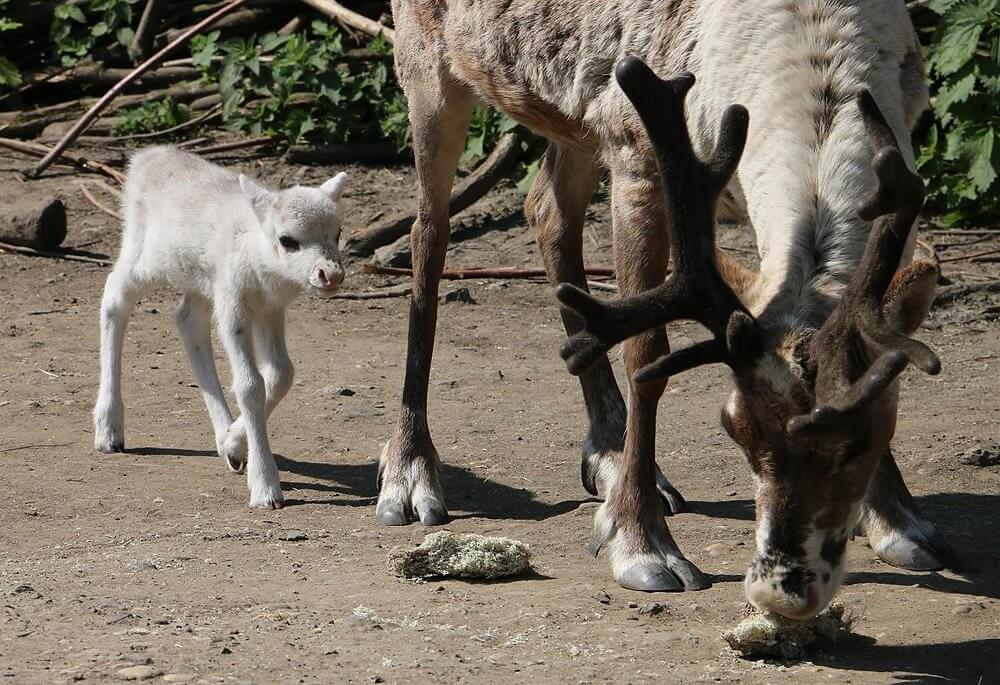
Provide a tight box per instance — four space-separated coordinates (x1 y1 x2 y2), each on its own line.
529 143 687 514
377 40 475 526
93 264 143 453
859 448 961 571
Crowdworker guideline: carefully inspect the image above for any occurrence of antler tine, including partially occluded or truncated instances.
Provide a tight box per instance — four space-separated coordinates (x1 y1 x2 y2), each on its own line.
555 57 754 380
786 91 940 435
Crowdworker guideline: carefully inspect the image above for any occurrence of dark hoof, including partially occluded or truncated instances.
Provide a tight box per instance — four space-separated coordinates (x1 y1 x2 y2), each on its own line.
375 498 412 526
581 454 599 497
110 442 125 453
655 468 687 515
225 454 246 474
618 563 683 592
416 499 450 526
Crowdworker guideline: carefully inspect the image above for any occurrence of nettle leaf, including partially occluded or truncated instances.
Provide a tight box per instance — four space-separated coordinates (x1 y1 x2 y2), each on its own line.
968 127 997 192
930 3 986 75
0 56 22 88
934 69 978 119
928 0 964 13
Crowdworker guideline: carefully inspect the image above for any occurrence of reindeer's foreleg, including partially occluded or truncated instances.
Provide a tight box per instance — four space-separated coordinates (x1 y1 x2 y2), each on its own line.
377 51 475 526
591 158 707 592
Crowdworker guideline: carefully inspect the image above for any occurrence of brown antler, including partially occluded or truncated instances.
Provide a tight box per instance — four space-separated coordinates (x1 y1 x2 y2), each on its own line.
556 57 754 379
787 90 940 435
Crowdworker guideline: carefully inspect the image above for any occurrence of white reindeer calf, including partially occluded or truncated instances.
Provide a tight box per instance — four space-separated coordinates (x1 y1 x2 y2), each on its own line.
93 145 348 509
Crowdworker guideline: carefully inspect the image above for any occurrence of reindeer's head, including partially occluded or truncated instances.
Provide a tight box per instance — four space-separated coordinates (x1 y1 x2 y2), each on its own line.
557 57 940 619
239 172 349 298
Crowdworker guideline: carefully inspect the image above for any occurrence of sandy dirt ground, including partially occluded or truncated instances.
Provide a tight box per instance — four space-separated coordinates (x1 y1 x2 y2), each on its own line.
1 154 998 684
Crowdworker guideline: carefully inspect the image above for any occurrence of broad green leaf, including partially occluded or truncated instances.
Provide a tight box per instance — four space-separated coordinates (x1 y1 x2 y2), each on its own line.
930 4 985 75
968 127 997 192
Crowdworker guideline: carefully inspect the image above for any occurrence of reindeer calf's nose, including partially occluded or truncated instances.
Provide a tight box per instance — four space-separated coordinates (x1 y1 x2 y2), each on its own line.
745 566 823 620
317 265 344 287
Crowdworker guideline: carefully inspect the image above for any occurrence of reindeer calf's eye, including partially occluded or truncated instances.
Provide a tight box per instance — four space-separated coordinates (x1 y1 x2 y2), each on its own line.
278 236 300 251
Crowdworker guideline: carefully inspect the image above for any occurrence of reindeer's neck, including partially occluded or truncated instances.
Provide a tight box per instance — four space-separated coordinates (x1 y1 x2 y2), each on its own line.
688 0 922 330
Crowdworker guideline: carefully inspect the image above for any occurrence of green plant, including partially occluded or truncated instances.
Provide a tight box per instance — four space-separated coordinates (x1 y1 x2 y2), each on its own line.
114 97 191 135
0 0 23 90
50 0 140 66
916 0 1000 225
190 21 404 145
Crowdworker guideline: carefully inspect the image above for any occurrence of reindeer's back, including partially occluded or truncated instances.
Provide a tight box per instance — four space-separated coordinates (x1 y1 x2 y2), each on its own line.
395 0 698 148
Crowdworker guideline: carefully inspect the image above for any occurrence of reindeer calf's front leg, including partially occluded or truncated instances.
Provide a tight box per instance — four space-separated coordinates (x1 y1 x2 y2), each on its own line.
220 311 295 474
216 301 284 509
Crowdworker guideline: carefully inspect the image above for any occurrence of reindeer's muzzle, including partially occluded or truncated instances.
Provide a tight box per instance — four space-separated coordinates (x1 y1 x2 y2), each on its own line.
744 547 843 620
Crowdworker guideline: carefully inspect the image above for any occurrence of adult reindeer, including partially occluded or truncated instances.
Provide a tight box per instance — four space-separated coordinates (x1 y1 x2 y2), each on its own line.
380 0 958 617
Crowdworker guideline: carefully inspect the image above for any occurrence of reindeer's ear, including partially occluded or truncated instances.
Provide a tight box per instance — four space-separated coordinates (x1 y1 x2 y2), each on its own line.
883 259 938 334
319 172 348 201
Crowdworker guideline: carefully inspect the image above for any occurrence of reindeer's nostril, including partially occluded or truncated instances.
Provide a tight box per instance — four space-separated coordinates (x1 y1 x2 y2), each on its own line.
318 268 328 284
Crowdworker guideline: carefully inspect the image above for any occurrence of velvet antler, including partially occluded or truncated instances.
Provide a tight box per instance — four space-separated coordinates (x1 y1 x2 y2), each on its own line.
556 57 754 380
787 90 940 435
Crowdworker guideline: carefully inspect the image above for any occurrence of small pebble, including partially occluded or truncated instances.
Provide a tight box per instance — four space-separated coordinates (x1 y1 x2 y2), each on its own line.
278 530 308 541
115 665 161 681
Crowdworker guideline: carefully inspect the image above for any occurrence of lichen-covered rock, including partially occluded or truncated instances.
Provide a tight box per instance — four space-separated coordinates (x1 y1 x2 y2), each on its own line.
388 531 530 580
723 604 851 660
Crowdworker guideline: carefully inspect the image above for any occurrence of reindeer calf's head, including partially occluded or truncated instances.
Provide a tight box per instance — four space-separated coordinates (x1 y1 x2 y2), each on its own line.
239 172 349 297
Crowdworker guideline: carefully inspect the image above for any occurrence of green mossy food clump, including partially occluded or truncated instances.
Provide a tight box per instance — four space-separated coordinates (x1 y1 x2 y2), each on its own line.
388 531 531 580
723 604 852 660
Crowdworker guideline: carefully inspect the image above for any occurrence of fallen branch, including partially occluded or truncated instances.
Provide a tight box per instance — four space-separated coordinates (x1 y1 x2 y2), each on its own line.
362 264 616 280
25 0 252 179
934 279 1000 306
87 178 124 200
915 237 939 266
331 283 412 300
285 142 406 165
0 240 113 266
129 0 169 63
0 137 125 183
300 0 395 43
79 182 121 220
939 247 1000 264
111 105 222 141
345 132 523 256
189 136 273 155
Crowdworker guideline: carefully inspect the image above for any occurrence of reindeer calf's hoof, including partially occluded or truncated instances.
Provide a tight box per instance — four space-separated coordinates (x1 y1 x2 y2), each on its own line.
250 492 285 510
219 424 248 474
95 439 125 454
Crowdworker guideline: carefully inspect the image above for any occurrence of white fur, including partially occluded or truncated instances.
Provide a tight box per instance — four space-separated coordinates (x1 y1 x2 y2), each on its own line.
92 146 349 509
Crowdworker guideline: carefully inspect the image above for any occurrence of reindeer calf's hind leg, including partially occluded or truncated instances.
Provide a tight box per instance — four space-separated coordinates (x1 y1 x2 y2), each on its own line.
859 448 961 570
175 293 240 468
528 143 686 514
377 58 474 526
93 266 142 453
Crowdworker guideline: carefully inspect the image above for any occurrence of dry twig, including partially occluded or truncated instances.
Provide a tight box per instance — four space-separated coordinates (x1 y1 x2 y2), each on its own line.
299 0 395 43
79 182 121 220
362 264 616 280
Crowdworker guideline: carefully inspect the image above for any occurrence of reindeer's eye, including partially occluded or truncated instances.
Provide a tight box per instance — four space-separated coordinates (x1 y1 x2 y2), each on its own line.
278 236 300 251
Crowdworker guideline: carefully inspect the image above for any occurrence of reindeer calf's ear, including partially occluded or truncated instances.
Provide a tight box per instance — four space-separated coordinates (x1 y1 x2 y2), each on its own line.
238 174 269 204
883 259 938 334
320 172 348 201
